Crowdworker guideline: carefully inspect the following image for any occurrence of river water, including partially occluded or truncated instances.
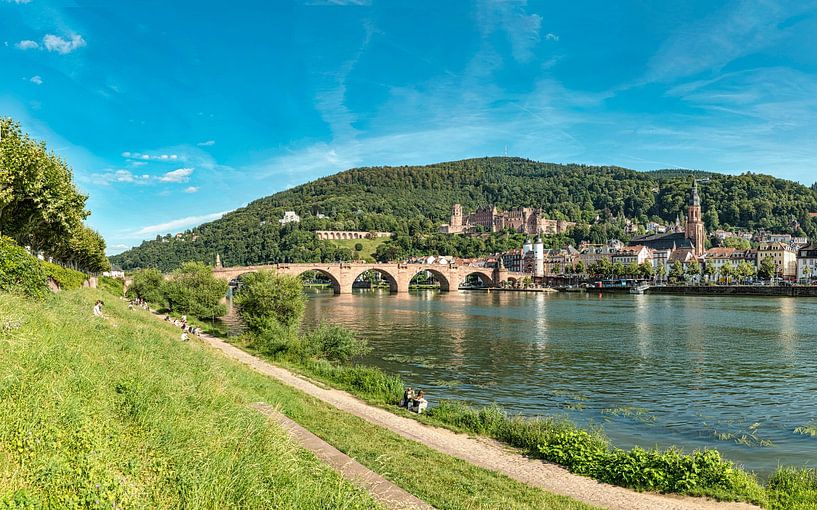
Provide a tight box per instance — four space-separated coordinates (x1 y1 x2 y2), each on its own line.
302 288 817 476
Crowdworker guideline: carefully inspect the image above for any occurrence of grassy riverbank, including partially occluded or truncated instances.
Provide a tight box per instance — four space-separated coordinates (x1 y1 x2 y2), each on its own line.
0 290 599 510
233 333 817 510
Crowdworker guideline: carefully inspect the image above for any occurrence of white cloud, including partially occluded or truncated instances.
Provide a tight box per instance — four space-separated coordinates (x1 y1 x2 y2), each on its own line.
122 151 179 161
16 40 39 50
545 33 559 42
42 34 86 54
196 140 215 147
29 75 42 85
91 169 152 185
131 210 231 236
158 167 194 183
476 0 542 63
184 186 199 193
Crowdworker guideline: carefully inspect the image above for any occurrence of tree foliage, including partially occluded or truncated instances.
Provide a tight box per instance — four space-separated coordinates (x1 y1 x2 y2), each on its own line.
0 118 108 272
235 272 306 334
127 268 166 304
109 157 817 270
162 262 228 318
0 236 47 298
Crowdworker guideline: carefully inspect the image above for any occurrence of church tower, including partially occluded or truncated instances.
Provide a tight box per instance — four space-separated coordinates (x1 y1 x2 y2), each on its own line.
685 181 706 256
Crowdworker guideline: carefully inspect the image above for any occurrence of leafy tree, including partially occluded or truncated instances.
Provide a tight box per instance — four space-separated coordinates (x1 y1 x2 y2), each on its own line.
758 256 777 280
235 271 306 335
128 268 165 304
704 263 717 282
656 264 666 282
686 260 702 281
575 261 585 275
736 260 756 283
669 261 684 282
719 263 734 284
720 236 751 250
354 242 364 252
163 262 228 318
638 262 654 279
625 262 640 277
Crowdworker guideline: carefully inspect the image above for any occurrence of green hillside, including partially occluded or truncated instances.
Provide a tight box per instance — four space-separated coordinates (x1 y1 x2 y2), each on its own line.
110 157 817 271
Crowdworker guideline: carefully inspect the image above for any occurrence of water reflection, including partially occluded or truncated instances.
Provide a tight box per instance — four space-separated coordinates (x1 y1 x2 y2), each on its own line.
303 289 817 475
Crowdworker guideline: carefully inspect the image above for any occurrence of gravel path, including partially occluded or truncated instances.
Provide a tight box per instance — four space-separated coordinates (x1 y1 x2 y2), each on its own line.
192 329 759 510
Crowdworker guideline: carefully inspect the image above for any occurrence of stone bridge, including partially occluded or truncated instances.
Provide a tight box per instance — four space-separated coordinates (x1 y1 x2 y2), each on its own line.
211 262 523 294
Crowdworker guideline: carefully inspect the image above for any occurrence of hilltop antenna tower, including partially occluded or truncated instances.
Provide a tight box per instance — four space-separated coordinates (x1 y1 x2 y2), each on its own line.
504 145 508 157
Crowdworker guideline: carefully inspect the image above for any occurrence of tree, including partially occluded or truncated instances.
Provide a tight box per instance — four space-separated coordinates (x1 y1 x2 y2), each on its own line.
736 260 756 283
128 268 165 304
163 262 228 318
235 271 306 334
625 262 640 277
575 260 585 275
669 261 684 282
704 263 717 282
758 256 776 280
354 242 364 252
719 263 734 284
656 264 666 282
686 260 701 282
638 262 655 280
720 236 751 250
612 261 625 277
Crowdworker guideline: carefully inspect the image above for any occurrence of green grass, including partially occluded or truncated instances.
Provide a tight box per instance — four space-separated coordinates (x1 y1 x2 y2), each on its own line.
0 290 600 510
329 237 387 262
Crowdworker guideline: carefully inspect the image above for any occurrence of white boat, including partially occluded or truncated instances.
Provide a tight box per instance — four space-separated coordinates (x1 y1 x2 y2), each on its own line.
629 284 651 295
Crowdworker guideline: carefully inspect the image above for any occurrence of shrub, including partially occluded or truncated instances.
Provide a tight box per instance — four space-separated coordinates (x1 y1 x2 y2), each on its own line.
302 359 404 404
163 262 228 318
98 275 124 297
301 323 370 363
236 272 305 334
127 268 165 304
0 237 46 298
766 468 817 510
40 260 86 290
354 242 364 252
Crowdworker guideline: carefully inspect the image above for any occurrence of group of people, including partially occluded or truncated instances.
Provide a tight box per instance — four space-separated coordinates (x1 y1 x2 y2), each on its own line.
399 387 428 414
164 314 202 341
127 298 149 311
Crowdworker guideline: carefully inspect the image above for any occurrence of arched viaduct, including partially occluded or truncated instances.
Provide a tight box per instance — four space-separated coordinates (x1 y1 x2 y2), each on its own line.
211 262 521 294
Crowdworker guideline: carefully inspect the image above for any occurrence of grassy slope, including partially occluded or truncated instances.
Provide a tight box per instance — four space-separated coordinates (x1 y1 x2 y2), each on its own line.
0 290 379 510
329 237 387 262
0 290 599 510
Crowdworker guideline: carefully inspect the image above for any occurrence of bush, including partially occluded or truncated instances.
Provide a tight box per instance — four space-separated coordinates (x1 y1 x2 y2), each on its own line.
98 276 124 297
40 260 86 290
354 242 364 252
767 468 817 510
128 268 165 304
163 262 228 318
301 323 370 363
0 237 46 298
235 272 305 334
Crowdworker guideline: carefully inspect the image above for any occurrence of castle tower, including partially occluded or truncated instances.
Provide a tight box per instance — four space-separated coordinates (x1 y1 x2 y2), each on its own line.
685 181 706 256
450 203 463 231
522 238 533 257
534 235 544 278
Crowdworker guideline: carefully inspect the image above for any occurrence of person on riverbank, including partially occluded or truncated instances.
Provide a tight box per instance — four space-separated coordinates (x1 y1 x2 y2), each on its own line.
399 387 414 408
409 390 427 414
93 300 104 318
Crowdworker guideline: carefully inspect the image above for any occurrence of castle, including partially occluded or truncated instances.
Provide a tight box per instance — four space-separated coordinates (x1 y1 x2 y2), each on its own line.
440 204 575 236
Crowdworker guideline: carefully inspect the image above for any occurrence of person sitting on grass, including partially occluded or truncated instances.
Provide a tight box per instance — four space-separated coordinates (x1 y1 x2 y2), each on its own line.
408 390 428 414
92 300 105 318
399 387 414 407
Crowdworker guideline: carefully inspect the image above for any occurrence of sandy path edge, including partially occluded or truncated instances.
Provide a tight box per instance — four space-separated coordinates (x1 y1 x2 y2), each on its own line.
179 319 760 510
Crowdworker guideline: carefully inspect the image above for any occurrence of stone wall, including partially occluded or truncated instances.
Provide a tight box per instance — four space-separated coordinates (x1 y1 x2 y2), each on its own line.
647 285 817 297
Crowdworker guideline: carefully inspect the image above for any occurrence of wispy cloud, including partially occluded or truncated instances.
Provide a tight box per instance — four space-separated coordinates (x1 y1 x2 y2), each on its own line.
184 186 199 193
545 33 559 42
29 75 42 85
91 170 152 185
16 40 39 50
122 151 179 161
476 0 543 63
196 140 215 147
158 167 193 183
130 210 231 236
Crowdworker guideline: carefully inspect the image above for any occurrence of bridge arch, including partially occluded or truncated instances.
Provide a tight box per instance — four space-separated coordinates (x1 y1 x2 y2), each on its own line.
295 268 342 294
351 268 399 293
461 270 494 288
408 267 451 291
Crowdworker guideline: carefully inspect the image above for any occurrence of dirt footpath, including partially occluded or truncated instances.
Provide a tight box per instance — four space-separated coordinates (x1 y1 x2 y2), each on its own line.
196 331 759 510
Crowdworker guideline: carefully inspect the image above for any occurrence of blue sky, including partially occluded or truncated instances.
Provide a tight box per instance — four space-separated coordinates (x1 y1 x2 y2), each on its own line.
2 0 817 254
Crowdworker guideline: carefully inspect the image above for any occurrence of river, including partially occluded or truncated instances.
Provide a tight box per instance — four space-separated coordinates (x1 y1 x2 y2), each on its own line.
302 288 817 476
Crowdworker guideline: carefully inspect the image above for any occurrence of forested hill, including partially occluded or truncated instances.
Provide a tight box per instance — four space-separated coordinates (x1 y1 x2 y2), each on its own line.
110 157 817 271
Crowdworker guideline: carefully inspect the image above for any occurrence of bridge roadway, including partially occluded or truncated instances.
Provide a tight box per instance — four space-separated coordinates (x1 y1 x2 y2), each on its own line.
211 262 523 294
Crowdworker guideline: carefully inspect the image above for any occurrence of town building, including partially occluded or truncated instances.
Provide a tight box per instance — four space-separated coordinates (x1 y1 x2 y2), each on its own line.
630 181 706 256
279 211 300 225
611 245 653 267
757 242 798 279
439 203 575 236
796 243 817 281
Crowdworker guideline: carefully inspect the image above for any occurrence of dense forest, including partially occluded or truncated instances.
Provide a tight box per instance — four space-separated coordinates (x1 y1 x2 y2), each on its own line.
110 157 817 271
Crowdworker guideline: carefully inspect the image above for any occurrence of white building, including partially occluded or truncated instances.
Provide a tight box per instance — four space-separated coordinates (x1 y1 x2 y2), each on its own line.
279 211 301 225
797 243 817 281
